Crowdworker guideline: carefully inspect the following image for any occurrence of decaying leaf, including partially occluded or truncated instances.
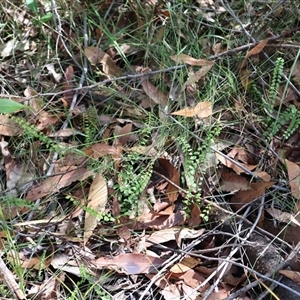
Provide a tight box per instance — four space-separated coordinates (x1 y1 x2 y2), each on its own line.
25 167 93 201
141 79 168 107
84 173 108 242
266 207 300 227
220 171 251 192
0 115 23 136
85 143 121 159
279 270 300 285
85 46 121 78
93 253 165 274
231 181 274 210
183 65 213 87
285 159 300 200
170 257 200 273
246 38 270 58
170 54 214 66
216 152 257 175
171 101 212 118
158 158 180 202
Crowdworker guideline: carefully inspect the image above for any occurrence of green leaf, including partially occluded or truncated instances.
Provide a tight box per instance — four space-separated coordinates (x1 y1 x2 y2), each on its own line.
39 13 52 23
0 99 25 113
26 0 38 13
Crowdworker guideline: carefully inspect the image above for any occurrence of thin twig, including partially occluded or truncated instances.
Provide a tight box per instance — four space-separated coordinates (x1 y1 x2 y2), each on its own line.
0 256 26 300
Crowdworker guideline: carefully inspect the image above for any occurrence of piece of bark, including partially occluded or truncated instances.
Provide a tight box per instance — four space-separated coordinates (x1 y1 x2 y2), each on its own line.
208 207 300 298
209 207 284 272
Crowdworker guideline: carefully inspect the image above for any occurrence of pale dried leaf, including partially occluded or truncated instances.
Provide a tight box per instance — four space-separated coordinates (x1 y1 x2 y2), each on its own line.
141 79 168 107
171 101 212 118
0 115 23 136
183 65 213 87
266 207 300 227
246 38 270 58
25 167 93 201
84 174 108 242
93 253 165 274
279 270 300 285
285 159 300 200
170 54 214 66
85 46 121 77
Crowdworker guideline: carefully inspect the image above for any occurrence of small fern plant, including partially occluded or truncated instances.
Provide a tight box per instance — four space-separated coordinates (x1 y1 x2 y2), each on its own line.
178 120 222 220
251 57 300 141
116 151 153 217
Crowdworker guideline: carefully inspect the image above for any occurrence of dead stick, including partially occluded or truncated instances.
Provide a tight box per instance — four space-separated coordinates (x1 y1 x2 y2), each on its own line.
0 256 26 299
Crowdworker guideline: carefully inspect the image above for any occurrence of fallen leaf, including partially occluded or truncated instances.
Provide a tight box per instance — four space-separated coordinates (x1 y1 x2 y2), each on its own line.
158 159 180 202
85 46 121 78
161 284 181 300
188 203 202 227
183 65 213 87
171 101 212 118
220 170 251 192
141 79 168 107
93 253 165 274
85 143 121 159
266 207 300 227
231 182 274 210
170 269 208 290
170 54 214 66
0 115 23 136
84 174 108 242
246 38 270 58
170 257 200 273
239 38 270 69
279 270 300 285
285 159 300 200
25 167 93 201
240 68 252 90
216 153 257 174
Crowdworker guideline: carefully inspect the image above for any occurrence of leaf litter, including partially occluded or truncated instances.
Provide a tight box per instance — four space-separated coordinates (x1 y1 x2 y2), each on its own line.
0 0 300 299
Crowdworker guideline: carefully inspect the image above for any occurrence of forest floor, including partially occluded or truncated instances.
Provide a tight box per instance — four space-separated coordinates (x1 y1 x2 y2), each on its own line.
1 0 300 299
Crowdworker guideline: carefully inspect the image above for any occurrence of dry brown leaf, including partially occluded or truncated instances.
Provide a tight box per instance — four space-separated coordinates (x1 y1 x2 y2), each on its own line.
216 153 257 175
240 68 252 90
139 211 185 229
266 207 300 227
171 101 212 118
285 159 300 200
0 115 23 136
170 269 208 290
220 171 251 192
93 253 165 274
85 143 121 159
24 87 43 113
170 54 214 66
170 257 200 273
84 174 108 242
141 79 168 107
188 203 202 227
279 270 300 285
246 38 270 58
63 65 74 103
158 158 180 202
48 128 76 137
239 38 270 69
161 284 181 300
116 123 133 146
231 182 274 210
255 171 271 182
183 65 213 87
85 46 121 78
25 167 93 201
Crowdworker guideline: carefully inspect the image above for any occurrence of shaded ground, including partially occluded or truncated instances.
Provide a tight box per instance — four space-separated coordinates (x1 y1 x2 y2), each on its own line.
1 0 300 299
